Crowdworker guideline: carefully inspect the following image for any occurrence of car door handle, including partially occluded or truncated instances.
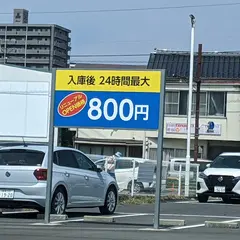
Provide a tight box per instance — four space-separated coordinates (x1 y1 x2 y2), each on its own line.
84 175 89 181
64 172 70 177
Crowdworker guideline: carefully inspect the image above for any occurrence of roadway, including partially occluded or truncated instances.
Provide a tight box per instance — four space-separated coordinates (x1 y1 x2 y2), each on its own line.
0 199 240 240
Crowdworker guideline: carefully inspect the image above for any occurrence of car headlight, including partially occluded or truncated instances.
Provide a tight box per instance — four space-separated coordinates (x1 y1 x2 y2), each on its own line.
199 172 208 179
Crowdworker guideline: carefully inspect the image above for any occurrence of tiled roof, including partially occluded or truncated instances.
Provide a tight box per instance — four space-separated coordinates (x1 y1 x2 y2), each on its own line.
72 63 146 70
147 51 240 79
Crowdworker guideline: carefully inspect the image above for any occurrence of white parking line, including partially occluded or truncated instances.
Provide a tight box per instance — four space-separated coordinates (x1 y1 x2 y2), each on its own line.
174 200 222 204
170 223 205 230
221 218 240 223
112 213 151 218
30 214 149 226
30 223 62 226
161 213 240 219
139 228 170 232
1 210 38 215
30 218 84 225
51 218 84 224
116 212 153 216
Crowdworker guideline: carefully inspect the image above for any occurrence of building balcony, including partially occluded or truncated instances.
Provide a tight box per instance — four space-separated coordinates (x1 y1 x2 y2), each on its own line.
27 40 51 45
53 50 69 59
6 40 26 45
54 41 68 50
6 31 27 36
54 32 69 42
27 49 50 55
27 31 51 37
6 57 50 64
53 58 67 67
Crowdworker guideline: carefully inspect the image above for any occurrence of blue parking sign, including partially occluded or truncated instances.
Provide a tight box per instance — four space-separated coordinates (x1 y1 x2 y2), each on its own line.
53 69 164 130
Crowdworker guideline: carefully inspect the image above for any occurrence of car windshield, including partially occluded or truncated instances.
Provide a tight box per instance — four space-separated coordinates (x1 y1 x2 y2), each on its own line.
0 149 45 166
199 162 211 172
210 155 240 169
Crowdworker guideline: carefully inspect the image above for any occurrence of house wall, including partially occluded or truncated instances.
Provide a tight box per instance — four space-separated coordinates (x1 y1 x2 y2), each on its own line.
72 82 240 159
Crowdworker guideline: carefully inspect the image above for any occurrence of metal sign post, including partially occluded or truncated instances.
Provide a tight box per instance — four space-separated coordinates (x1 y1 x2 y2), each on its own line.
44 70 56 224
153 71 166 229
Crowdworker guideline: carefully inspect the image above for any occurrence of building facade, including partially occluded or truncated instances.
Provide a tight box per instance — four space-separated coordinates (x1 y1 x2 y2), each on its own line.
0 9 71 70
71 51 240 160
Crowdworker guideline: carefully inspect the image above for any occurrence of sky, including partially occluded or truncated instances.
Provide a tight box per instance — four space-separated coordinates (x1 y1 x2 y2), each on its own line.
1 0 239 65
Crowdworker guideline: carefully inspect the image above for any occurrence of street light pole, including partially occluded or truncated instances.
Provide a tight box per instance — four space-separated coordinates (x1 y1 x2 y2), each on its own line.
185 14 196 197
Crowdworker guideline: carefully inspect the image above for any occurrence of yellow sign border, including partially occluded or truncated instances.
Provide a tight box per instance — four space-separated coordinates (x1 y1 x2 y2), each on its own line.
55 69 161 93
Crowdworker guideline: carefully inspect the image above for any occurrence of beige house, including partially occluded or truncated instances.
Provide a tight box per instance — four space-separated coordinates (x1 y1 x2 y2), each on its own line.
71 52 240 160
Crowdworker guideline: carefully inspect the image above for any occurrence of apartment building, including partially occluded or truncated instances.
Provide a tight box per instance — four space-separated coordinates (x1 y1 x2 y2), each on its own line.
0 9 71 70
71 52 240 160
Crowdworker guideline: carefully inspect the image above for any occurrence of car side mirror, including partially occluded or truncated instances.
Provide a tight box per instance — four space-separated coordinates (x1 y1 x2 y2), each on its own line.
206 163 210 168
96 167 102 172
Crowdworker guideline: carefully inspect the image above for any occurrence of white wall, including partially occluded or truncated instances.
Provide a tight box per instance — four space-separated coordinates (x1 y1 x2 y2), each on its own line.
0 64 57 144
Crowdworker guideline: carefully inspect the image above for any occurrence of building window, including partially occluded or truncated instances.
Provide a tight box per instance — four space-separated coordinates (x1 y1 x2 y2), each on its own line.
208 92 226 116
165 91 226 117
165 92 179 114
192 92 208 116
163 148 194 158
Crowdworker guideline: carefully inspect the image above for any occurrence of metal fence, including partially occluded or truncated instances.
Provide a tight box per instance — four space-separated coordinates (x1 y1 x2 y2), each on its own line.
88 155 200 198
118 160 199 198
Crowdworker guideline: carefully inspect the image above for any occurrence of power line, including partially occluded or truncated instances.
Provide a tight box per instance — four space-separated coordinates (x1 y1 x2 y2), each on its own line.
0 2 240 15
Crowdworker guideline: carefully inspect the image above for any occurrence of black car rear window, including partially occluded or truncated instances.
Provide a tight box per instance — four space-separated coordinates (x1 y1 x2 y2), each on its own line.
0 149 45 166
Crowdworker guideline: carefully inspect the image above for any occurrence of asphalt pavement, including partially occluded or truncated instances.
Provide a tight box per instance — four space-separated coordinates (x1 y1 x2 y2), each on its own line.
1 199 240 239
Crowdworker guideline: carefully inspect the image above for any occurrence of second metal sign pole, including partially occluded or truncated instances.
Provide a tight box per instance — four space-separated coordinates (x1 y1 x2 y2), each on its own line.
153 70 166 229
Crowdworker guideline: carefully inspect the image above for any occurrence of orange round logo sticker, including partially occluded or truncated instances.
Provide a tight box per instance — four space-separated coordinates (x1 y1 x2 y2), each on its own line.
58 92 87 117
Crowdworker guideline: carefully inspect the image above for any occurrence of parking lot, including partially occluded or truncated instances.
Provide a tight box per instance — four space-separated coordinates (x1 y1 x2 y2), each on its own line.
1 198 240 240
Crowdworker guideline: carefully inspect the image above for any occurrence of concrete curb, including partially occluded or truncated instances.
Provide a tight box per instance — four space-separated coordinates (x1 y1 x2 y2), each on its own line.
37 214 68 221
83 215 185 226
205 221 239 229
84 215 116 223
50 214 68 221
160 219 185 226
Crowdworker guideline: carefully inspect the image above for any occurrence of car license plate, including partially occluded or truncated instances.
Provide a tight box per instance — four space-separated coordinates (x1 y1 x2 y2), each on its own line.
0 190 14 199
214 186 225 193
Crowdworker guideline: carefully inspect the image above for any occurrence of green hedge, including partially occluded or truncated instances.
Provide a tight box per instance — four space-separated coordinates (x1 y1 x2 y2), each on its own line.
119 194 188 205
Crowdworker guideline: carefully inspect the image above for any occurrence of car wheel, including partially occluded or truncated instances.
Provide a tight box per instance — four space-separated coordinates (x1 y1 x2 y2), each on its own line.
222 196 232 204
197 194 209 203
128 181 143 193
99 187 117 215
51 188 67 215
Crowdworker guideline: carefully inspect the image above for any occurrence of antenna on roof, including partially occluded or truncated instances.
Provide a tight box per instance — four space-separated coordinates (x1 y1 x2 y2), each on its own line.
22 137 27 147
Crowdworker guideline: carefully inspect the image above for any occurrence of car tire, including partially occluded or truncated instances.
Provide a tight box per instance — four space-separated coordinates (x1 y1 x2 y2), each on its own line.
127 181 144 193
51 187 67 215
197 194 209 203
222 196 232 204
99 187 117 215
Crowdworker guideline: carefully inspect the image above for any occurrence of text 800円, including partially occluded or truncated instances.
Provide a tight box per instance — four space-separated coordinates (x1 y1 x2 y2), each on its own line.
87 98 149 121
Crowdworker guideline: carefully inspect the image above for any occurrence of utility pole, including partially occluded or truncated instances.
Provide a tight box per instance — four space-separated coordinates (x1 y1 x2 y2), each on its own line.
193 44 203 162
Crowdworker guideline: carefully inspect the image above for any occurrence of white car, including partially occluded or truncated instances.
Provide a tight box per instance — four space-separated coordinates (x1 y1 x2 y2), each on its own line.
0 145 118 214
197 152 240 203
168 158 212 179
95 157 157 193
